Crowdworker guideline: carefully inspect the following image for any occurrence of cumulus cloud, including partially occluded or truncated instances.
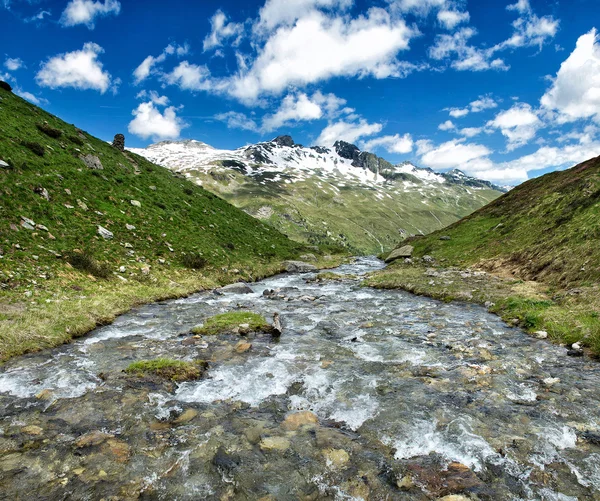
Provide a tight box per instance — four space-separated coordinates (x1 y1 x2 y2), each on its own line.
36 42 113 93
135 90 169 106
4 57 23 71
164 61 213 91
437 9 469 30
447 95 497 118
541 29 600 124
128 101 188 140
459 126 483 138
60 0 120 28
133 43 189 85
262 93 323 131
14 88 48 106
203 10 244 51
214 111 260 132
438 119 456 131
419 139 492 169
256 0 353 31
317 118 382 146
487 102 541 150
361 133 414 153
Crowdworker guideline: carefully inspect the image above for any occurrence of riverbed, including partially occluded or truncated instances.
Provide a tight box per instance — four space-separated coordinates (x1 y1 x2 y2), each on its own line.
0 257 599 500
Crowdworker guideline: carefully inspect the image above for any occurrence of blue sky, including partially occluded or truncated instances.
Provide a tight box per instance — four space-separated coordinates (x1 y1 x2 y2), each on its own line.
2 0 600 184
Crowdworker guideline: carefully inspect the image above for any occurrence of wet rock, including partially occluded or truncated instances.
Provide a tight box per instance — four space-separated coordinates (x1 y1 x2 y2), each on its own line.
397 475 414 490
405 458 483 498
172 409 198 424
80 154 103 170
75 431 114 448
385 245 414 263
437 496 471 501
97 226 113 240
580 431 600 445
216 282 253 294
21 425 43 436
112 133 125 151
322 448 349 469
235 341 252 353
260 436 290 452
543 377 560 387
213 447 240 474
104 438 130 463
281 411 319 431
567 349 584 357
283 260 318 273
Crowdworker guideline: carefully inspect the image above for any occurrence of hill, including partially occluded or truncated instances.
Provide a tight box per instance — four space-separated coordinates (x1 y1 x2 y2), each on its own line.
0 84 326 362
130 136 505 254
368 156 600 354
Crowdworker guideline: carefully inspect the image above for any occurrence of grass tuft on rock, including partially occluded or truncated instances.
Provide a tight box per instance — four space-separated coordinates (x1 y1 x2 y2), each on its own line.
192 311 271 336
124 358 205 382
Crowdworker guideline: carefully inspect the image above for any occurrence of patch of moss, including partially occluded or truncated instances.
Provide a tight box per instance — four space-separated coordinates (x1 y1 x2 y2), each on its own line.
192 311 272 336
124 358 205 382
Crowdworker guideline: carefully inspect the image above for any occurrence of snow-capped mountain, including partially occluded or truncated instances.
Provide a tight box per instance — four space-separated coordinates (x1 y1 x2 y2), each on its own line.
129 136 506 253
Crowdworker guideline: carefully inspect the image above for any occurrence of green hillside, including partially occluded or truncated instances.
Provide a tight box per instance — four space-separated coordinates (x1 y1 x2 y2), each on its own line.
368 156 600 353
0 85 324 361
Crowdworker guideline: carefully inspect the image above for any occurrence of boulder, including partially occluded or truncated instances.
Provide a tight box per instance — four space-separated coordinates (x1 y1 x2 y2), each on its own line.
0 159 10 168
216 282 253 294
385 245 414 263
283 260 318 273
112 133 125 151
20 216 35 230
80 154 103 170
97 226 113 240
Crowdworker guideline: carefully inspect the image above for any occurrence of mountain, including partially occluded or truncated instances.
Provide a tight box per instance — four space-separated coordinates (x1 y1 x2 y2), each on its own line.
130 136 506 254
373 155 600 354
0 84 309 361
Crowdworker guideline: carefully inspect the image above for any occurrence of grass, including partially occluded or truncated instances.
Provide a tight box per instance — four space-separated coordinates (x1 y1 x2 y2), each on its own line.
124 358 205 382
0 86 349 363
373 156 600 354
192 311 272 336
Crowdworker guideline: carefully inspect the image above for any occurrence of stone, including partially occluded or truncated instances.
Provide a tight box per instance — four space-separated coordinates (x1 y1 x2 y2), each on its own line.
385 245 414 263
172 409 198 424
75 431 114 448
80 154 103 170
119 266 126 273
273 135 295 147
437 496 471 501
112 133 125 151
323 448 350 469
77 200 88 211
235 341 252 353
104 439 130 463
572 342 582 351
422 255 435 263
21 425 43 436
0 159 9 169
36 224 48 232
543 377 560 387
534 331 548 339
259 436 290 452
281 411 319 431
130 200 141 208
397 476 414 490
300 253 317 261
124 243 133 249
216 282 253 294
567 348 584 357
283 260 318 273
20 217 35 230
126 224 136 230
97 226 113 239
440 236 452 241
34 187 50 201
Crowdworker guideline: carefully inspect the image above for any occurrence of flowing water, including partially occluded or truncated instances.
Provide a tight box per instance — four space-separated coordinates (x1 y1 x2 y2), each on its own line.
1 257 599 500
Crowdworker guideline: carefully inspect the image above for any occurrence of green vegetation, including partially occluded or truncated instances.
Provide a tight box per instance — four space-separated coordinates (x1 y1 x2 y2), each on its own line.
192 311 271 336
373 156 600 354
0 87 345 362
312 271 356 282
125 358 205 381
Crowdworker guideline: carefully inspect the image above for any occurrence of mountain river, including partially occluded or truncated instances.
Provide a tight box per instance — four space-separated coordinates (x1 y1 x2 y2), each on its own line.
0 257 599 500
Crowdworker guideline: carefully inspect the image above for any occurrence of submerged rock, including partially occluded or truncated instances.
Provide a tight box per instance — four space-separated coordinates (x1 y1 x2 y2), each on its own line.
281 411 319 431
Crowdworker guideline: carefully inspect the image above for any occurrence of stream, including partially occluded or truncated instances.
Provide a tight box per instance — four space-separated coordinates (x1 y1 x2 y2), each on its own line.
0 257 599 500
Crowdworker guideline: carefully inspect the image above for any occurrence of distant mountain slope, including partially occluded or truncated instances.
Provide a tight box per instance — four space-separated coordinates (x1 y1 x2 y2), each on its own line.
130 136 505 253
400 155 600 287
0 84 306 360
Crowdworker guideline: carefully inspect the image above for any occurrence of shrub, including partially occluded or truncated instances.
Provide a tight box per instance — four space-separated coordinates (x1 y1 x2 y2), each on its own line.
0 80 12 92
67 134 84 146
184 187 194 196
181 253 207 270
66 251 111 279
21 141 45 157
36 123 63 139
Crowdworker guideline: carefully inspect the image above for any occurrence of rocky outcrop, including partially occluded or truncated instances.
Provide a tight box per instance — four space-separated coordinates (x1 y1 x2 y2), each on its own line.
112 134 125 151
283 260 318 273
81 154 103 170
272 135 294 147
334 140 361 162
385 245 414 263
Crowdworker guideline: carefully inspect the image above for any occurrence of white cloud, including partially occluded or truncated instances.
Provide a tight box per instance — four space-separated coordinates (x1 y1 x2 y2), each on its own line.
437 9 469 30
390 0 448 15
257 0 353 31
215 111 260 132
133 43 188 85
135 90 169 106
420 139 491 169
14 88 48 106
128 101 187 141
261 92 324 131
361 133 414 154
25 10 52 23
317 118 382 146
541 29 600 124
487 102 541 150
60 0 120 28
203 10 244 51
448 107 469 118
228 8 417 103
164 61 213 91
459 127 483 137
507 0 530 14
36 42 112 93
446 96 497 118
438 119 456 131
4 57 23 71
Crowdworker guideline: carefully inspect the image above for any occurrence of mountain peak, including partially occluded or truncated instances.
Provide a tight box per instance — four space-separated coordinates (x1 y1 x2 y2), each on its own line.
271 135 295 147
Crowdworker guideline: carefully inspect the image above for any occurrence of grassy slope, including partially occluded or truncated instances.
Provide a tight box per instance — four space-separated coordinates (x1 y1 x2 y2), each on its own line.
186 165 501 255
368 157 600 353
0 87 335 362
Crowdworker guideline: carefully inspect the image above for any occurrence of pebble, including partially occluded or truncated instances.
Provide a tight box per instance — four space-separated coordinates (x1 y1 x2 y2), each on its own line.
534 331 548 339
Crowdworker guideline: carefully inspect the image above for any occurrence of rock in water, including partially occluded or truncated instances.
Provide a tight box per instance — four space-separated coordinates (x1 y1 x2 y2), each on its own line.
272 312 282 337
385 245 414 263
283 260 318 273
112 133 125 151
216 282 253 294
80 154 103 170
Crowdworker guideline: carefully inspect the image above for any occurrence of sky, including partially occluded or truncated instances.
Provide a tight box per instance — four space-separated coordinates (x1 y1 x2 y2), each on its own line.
1 0 600 185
